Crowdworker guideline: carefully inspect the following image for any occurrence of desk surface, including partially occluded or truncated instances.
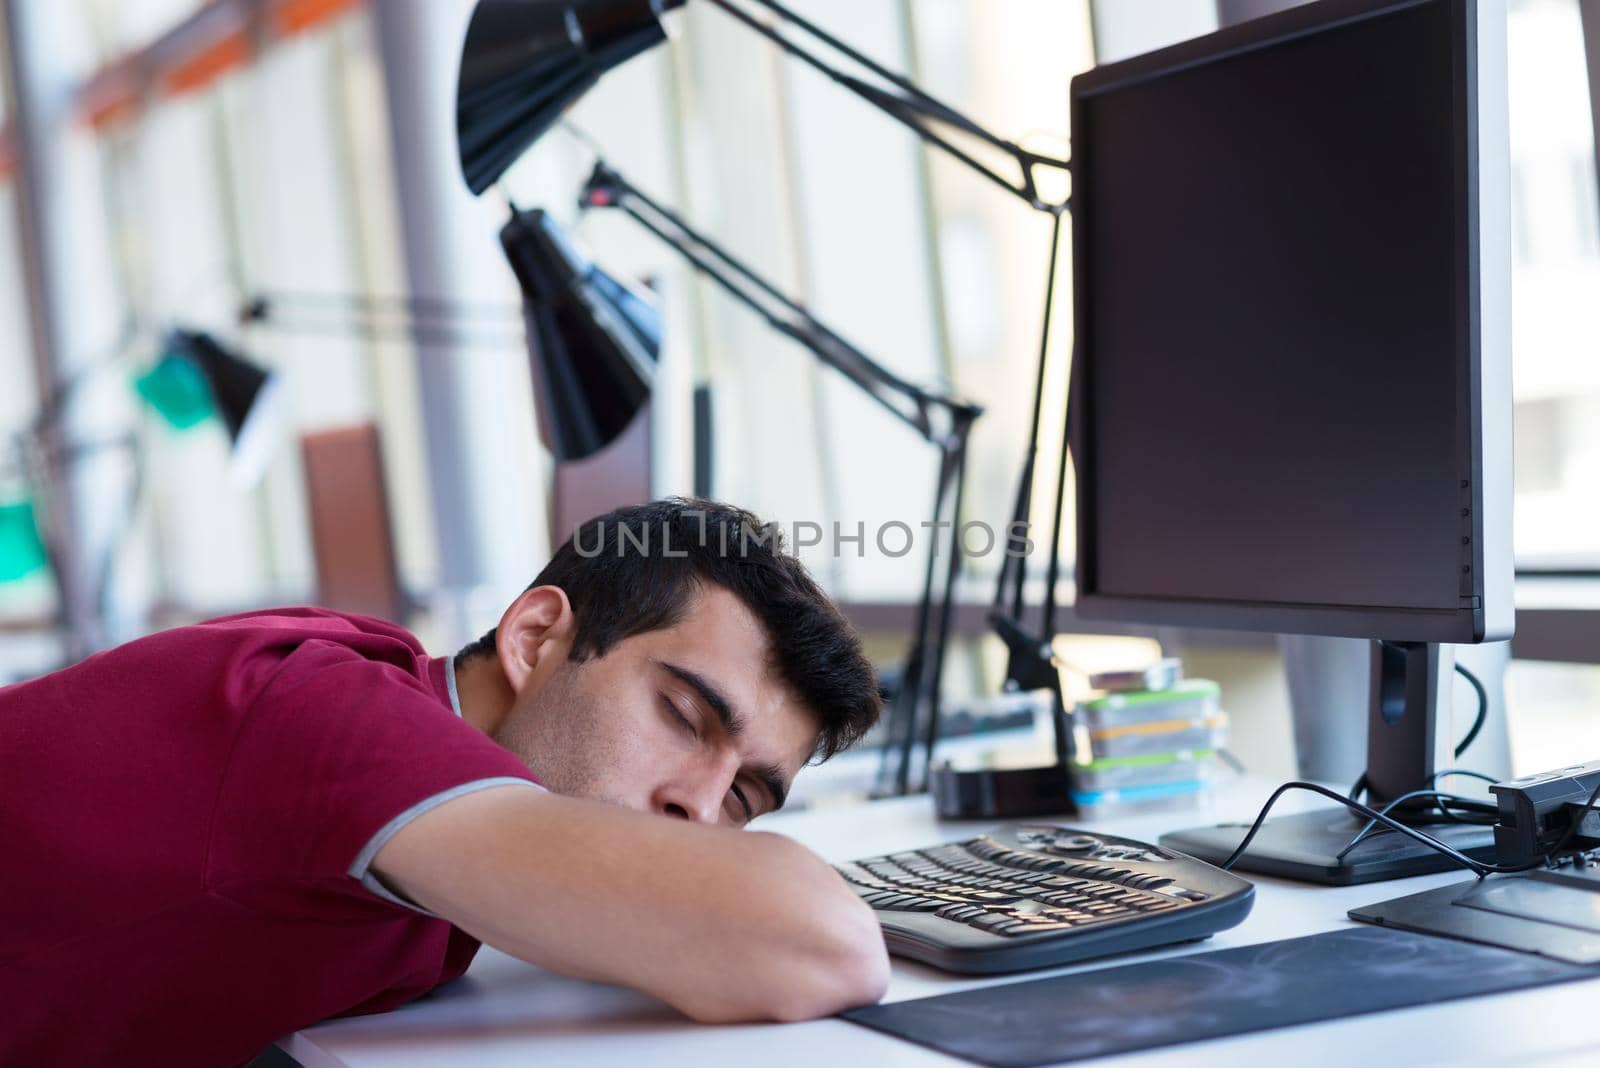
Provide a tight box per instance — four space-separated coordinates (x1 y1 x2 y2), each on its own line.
283 780 1600 1067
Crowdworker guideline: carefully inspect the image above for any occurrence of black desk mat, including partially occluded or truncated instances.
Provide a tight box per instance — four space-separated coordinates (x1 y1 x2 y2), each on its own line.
842 926 1597 1067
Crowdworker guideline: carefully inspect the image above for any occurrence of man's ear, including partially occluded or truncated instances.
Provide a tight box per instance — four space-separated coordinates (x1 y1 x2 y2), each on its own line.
495 585 575 694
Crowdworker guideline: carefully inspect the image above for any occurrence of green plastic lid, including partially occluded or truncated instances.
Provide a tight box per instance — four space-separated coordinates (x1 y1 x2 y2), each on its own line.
1077 677 1220 713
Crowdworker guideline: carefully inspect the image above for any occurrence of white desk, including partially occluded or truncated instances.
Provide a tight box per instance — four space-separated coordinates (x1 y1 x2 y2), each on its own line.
283 780 1600 1067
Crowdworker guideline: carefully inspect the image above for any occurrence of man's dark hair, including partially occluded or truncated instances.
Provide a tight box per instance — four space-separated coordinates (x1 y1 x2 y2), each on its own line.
457 498 880 760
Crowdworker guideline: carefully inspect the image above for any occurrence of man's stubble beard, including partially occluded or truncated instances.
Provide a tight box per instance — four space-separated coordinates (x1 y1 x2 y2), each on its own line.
490 658 631 808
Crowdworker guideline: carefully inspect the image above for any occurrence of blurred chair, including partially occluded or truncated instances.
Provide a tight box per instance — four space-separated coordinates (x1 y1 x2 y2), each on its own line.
300 423 406 623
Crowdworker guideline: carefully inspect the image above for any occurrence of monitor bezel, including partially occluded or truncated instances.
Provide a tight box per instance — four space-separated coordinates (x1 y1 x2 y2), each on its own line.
1069 0 1513 644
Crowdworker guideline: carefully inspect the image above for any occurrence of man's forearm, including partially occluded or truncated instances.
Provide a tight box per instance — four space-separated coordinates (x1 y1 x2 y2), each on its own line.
374 785 889 1021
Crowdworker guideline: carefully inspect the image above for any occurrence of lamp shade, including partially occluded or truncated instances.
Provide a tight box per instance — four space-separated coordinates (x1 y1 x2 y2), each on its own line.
132 346 217 430
0 496 48 583
151 329 282 486
456 0 684 195
500 208 659 461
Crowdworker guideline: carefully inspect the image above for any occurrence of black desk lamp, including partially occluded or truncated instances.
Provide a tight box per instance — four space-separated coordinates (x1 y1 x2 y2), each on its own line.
242 211 660 465
455 0 1078 808
457 0 1070 208
150 329 283 486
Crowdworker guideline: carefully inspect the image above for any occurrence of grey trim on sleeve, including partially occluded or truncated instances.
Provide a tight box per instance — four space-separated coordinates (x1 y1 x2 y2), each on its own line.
348 776 545 915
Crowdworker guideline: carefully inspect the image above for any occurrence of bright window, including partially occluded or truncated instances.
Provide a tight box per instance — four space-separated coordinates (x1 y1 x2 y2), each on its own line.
1508 0 1600 569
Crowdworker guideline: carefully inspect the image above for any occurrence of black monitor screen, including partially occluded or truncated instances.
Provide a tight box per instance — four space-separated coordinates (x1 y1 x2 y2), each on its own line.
1074 0 1471 618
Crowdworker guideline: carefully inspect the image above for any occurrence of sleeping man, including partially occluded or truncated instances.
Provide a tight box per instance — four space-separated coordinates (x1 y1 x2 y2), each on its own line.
1 498 889 1066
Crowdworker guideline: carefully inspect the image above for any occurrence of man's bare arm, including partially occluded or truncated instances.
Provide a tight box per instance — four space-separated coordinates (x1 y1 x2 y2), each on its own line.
371 785 890 1023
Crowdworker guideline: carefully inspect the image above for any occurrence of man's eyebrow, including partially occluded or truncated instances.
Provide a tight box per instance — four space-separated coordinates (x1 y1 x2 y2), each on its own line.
657 660 744 738
656 659 790 815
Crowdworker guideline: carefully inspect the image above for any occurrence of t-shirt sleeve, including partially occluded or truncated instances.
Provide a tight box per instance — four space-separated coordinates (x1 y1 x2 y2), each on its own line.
204 638 538 910
345 776 543 915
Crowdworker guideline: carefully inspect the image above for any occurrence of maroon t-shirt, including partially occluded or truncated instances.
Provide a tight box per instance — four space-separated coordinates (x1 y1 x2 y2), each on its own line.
0 608 539 1066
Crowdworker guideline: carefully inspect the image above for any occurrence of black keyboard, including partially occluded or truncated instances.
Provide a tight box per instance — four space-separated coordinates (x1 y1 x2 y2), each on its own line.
836 824 1255 974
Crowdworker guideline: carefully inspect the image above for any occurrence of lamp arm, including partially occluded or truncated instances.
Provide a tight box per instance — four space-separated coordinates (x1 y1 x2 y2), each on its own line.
992 209 1067 623
582 162 982 445
238 291 526 351
241 291 523 322
706 0 1070 213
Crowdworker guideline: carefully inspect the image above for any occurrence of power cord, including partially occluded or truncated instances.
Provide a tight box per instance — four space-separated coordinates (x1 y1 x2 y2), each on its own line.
1428 768 1498 789
1453 662 1487 757
1220 779 1600 879
1348 768 1499 805
1338 767 1502 854
1224 653 1568 876
1334 788 1496 862
1336 654 1492 854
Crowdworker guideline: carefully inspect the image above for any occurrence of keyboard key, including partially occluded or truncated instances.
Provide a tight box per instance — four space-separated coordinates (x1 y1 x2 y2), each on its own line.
1040 876 1091 890
881 896 944 912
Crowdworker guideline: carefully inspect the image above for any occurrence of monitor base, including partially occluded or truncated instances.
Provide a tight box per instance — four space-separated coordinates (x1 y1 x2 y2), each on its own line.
1160 808 1497 885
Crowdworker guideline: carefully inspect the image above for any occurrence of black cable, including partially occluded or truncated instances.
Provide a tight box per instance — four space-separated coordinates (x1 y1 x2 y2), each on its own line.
1335 789 1497 862
1428 768 1498 790
1220 782 1493 875
1370 643 1489 758
1334 769 1500 858
1335 657 1487 826
1220 779 1600 878
1345 769 1496 833
1430 769 1499 825
1453 662 1488 757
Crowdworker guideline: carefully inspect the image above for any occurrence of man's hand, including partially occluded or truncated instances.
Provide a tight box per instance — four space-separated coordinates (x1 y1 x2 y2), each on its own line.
371 785 889 1022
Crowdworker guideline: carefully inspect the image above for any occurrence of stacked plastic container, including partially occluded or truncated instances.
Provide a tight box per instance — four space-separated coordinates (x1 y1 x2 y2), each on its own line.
1069 663 1227 816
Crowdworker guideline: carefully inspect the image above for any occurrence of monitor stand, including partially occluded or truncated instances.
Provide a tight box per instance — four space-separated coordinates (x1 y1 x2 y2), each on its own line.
1160 641 1498 885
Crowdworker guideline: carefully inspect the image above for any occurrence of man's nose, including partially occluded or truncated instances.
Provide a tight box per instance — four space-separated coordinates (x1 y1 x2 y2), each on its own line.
654 787 721 824
652 763 734 825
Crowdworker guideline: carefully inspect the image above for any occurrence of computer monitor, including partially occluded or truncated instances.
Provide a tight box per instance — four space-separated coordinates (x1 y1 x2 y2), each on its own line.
1069 0 1512 883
